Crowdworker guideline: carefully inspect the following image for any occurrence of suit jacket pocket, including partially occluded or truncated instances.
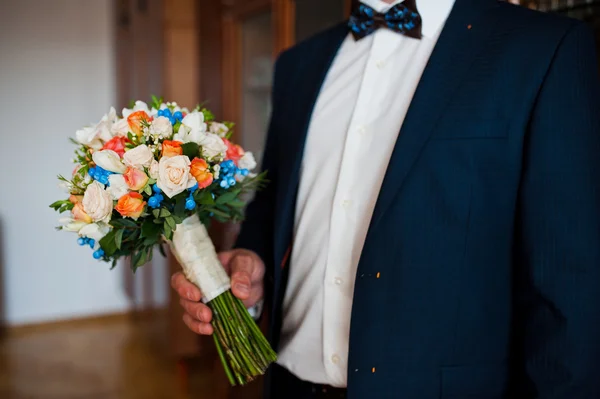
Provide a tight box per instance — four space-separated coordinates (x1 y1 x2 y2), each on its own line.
441 362 508 399
431 115 509 140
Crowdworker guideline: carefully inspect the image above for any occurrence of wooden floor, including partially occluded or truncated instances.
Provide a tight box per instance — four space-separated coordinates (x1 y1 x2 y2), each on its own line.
0 312 228 399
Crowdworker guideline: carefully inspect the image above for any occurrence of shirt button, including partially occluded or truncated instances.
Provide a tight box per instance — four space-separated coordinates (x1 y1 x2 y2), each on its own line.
357 125 367 135
331 354 340 364
334 277 343 285
341 200 352 209
375 59 385 69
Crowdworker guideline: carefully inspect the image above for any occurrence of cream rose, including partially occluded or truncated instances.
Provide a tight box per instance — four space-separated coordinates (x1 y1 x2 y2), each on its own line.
92 150 127 174
107 174 129 200
157 155 196 198
238 152 257 171
123 144 154 170
149 159 159 180
82 181 113 223
199 133 227 161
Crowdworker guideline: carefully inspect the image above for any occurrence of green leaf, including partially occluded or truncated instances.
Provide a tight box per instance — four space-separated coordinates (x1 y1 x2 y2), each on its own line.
228 199 246 208
164 222 173 241
216 190 240 205
171 214 184 224
152 209 161 218
132 249 148 269
173 121 181 133
206 208 230 219
141 220 161 240
143 185 152 196
147 247 154 263
165 216 176 230
159 208 171 217
195 189 215 205
151 95 164 110
181 142 200 159
110 218 138 228
127 132 134 141
174 194 186 215
201 108 215 122
114 229 124 250
100 230 118 257
158 243 167 258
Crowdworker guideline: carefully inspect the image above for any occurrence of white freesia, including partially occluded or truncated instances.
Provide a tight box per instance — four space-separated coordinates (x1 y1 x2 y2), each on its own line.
238 152 257 171
157 155 196 198
82 181 113 223
92 150 127 174
149 159 159 179
59 218 88 233
123 144 154 169
75 126 103 150
122 101 151 118
107 174 129 200
199 133 227 160
209 122 229 138
173 111 207 144
149 116 173 140
213 164 220 180
79 222 111 246
111 118 130 137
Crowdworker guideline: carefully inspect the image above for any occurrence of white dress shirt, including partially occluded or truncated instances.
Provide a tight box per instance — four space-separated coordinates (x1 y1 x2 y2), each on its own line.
276 0 456 388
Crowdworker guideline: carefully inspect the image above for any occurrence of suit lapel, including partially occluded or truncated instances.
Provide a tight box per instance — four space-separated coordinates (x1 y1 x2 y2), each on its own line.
368 0 500 230
274 23 348 265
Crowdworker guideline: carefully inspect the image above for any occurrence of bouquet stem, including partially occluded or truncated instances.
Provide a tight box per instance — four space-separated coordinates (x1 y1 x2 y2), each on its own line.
209 290 277 385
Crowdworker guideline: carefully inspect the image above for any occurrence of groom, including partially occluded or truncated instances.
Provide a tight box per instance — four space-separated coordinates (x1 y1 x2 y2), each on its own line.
172 0 600 397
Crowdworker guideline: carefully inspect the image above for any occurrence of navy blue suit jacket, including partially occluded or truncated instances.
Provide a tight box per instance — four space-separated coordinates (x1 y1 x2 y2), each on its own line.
236 0 600 397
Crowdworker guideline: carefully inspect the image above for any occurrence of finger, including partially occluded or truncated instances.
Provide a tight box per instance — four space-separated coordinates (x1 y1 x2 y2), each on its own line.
242 284 264 309
217 251 236 273
179 298 212 323
171 272 202 302
230 254 254 300
182 313 214 335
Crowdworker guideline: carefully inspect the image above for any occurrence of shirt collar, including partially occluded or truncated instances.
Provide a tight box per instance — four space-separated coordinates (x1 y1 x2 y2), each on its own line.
359 0 456 38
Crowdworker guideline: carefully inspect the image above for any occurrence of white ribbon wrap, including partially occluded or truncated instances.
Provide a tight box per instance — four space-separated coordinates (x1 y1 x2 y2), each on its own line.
169 214 231 303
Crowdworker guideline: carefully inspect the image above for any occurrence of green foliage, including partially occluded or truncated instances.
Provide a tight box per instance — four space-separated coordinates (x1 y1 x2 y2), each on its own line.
49 200 74 213
151 95 164 110
181 142 200 159
200 108 215 122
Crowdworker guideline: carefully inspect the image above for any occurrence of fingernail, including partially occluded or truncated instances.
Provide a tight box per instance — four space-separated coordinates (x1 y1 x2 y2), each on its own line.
235 284 250 295
187 291 194 300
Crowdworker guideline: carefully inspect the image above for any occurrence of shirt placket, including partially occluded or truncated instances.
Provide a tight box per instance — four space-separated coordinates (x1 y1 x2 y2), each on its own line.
321 33 388 386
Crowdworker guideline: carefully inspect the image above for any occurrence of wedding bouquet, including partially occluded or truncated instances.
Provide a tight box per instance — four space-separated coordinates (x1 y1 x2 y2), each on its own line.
50 96 276 385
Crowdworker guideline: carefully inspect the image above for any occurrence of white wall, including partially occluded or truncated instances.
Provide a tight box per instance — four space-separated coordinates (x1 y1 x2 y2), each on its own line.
0 0 168 325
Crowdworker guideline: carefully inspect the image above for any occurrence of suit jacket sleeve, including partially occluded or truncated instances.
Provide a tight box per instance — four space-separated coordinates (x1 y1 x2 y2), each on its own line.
514 21 600 398
234 53 287 288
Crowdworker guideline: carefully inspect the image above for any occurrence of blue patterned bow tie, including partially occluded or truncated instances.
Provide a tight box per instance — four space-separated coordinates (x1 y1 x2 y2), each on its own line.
349 1 423 41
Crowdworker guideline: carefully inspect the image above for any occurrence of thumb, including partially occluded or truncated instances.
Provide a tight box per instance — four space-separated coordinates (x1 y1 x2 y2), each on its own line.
229 254 254 300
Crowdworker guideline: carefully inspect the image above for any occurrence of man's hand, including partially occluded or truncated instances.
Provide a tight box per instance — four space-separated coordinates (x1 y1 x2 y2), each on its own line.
171 249 265 335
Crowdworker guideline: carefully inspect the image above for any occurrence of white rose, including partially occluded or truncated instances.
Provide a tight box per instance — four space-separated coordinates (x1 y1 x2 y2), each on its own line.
149 159 159 179
173 111 207 144
238 152 257 171
209 122 229 138
79 222 111 247
107 174 129 200
149 116 173 140
82 181 114 223
199 133 227 160
157 155 196 198
122 101 151 118
92 150 127 173
111 118 130 137
123 144 154 169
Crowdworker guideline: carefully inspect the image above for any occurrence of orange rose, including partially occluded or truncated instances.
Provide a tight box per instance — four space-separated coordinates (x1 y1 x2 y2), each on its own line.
162 140 183 158
190 158 214 189
115 192 146 219
69 194 84 204
223 138 244 164
123 167 149 191
72 203 92 223
102 136 130 158
127 110 153 137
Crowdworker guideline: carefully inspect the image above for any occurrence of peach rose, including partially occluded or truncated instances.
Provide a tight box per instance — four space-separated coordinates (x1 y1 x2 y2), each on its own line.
123 167 149 191
223 138 244 164
115 192 146 219
162 140 183 158
190 158 214 189
69 194 84 204
72 203 92 224
127 110 152 137
102 136 130 158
